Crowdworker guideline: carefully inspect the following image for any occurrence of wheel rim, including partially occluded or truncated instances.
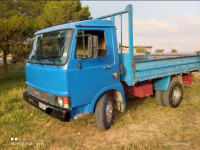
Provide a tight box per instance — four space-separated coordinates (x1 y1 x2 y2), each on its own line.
171 87 181 105
106 100 113 123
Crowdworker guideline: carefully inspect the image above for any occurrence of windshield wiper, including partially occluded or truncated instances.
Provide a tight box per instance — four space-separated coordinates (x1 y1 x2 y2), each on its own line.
41 55 58 66
31 55 44 66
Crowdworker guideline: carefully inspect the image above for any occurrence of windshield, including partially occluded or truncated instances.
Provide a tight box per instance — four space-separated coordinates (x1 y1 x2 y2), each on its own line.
28 29 72 65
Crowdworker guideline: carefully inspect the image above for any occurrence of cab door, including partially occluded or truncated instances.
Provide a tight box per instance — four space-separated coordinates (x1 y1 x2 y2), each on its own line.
70 29 113 108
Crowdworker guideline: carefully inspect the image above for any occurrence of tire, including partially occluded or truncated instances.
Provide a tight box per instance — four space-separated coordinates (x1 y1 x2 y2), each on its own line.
163 81 183 108
95 94 114 130
155 90 165 106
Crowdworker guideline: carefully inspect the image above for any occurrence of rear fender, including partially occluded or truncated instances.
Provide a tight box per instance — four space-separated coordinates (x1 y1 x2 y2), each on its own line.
154 76 171 91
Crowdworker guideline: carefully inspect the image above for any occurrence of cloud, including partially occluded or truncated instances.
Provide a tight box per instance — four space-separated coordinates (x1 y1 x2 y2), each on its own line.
168 15 200 36
115 15 200 52
134 19 168 31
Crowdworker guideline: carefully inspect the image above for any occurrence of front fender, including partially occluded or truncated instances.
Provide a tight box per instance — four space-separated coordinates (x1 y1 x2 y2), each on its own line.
88 82 125 114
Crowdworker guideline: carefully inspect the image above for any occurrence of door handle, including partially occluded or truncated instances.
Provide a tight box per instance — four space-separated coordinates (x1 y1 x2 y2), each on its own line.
103 66 112 69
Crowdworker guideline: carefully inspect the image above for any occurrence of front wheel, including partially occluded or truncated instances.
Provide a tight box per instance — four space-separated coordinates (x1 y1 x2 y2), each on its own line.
163 81 183 108
95 94 114 130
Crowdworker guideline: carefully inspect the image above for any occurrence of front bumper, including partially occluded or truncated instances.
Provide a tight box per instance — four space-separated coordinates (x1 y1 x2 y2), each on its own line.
23 92 70 122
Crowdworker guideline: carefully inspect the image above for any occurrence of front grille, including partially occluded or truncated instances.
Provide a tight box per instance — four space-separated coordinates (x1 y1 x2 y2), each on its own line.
27 86 56 106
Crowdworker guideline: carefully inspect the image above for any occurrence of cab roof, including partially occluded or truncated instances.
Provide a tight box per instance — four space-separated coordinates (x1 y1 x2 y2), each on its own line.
35 20 114 35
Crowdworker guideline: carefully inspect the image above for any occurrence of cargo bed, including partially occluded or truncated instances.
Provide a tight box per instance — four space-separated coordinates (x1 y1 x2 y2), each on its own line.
120 52 200 85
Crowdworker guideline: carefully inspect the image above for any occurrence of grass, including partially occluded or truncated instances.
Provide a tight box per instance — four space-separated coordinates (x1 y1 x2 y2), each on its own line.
0 63 200 150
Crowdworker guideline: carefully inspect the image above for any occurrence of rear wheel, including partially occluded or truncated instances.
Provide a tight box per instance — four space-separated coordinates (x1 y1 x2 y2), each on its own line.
163 81 183 108
155 90 165 106
95 94 114 130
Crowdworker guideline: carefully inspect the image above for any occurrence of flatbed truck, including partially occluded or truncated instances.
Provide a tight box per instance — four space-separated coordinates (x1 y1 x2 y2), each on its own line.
23 5 200 130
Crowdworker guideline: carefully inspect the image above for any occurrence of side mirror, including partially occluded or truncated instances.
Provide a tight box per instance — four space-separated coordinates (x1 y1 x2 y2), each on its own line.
88 35 98 58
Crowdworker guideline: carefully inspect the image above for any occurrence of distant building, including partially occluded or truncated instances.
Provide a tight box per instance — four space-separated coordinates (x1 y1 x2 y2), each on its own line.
118 43 153 54
118 43 129 53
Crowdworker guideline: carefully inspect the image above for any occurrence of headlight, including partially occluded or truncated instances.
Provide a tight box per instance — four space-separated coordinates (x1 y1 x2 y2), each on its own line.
56 96 70 108
57 97 63 106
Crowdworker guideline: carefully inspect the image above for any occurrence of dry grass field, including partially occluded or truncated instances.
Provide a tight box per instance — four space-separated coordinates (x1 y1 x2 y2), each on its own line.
0 63 200 150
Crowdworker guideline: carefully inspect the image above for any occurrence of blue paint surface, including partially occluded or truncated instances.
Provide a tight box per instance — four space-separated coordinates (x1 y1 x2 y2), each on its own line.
134 56 200 84
154 76 171 90
25 63 70 97
119 54 134 86
35 20 114 35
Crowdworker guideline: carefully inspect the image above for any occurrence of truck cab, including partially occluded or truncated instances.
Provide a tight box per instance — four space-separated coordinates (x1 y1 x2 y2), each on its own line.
24 20 126 129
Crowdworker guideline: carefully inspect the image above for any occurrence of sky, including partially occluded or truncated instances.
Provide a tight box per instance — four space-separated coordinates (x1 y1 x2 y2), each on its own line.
82 1 200 52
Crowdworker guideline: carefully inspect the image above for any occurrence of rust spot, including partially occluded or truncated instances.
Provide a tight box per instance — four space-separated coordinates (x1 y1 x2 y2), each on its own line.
131 61 134 68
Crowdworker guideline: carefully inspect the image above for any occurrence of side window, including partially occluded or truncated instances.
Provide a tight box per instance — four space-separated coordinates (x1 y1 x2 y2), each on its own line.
75 30 107 59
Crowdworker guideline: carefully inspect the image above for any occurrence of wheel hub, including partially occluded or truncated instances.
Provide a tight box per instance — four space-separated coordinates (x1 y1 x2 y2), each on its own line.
171 87 181 105
106 101 113 123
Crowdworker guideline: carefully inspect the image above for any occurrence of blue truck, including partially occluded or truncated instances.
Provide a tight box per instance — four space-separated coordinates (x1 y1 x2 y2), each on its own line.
23 5 200 130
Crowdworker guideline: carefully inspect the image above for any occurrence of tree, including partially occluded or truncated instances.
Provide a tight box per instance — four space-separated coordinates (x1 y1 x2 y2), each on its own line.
0 15 31 80
155 49 164 53
171 49 178 53
38 1 91 28
0 1 91 80
0 1 46 80
136 47 147 53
